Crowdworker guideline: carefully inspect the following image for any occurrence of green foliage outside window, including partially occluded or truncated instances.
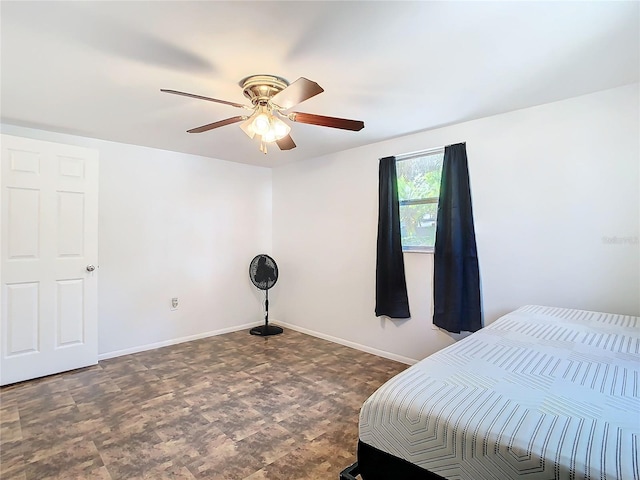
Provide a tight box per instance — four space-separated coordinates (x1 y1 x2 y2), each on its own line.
396 152 443 249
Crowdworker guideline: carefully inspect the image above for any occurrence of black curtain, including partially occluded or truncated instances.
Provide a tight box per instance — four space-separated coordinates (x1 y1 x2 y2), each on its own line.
375 156 410 318
433 143 482 333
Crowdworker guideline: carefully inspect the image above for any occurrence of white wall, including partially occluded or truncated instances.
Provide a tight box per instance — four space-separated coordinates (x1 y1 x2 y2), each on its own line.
2 84 637 364
0 124 272 357
272 84 640 363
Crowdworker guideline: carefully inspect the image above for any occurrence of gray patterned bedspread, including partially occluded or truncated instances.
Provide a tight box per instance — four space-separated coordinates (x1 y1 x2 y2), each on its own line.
359 305 640 479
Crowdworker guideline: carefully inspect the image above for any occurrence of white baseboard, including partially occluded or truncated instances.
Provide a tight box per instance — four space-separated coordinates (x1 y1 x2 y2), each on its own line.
273 320 418 365
98 322 261 361
98 320 418 366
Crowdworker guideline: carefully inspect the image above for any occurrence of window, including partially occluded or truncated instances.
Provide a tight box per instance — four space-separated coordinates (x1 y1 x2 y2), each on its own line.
396 148 444 252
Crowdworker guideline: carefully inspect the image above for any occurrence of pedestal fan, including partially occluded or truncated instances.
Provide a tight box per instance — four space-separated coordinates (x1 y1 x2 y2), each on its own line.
249 254 283 336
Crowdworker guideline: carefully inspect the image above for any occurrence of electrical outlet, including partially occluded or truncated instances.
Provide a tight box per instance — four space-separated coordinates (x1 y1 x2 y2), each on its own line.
171 297 178 310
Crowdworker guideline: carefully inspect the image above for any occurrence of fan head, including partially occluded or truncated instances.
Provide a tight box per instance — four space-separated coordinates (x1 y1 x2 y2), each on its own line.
249 254 278 290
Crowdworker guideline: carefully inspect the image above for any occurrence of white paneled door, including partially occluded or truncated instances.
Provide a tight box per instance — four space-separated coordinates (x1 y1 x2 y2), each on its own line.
0 135 98 385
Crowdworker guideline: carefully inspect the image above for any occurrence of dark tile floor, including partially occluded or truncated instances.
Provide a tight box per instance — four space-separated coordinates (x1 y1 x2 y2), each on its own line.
0 329 407 479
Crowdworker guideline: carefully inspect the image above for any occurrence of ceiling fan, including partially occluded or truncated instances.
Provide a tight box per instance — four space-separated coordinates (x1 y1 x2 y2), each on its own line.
161 75 364 154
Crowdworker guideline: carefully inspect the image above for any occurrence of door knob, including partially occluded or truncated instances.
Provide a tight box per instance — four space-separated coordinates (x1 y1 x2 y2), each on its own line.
86 265 95 272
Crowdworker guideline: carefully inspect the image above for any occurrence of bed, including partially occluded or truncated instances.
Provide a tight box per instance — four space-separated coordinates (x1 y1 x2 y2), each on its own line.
342 305 640 479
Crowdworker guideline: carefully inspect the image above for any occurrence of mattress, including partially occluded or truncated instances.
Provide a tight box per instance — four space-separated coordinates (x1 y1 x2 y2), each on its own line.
359 305 640 479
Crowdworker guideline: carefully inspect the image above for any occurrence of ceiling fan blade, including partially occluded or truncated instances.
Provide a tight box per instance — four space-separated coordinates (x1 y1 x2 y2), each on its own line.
187 116 246 133
276 134 296 151
161 89 250 110
288 112 364 131
270 78 324 110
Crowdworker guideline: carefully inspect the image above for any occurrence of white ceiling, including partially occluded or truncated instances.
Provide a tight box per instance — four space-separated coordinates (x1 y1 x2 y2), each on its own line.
1 1 638 168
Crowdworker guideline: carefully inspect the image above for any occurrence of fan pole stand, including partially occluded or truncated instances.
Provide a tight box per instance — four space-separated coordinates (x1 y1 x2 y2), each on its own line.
250 288 283 336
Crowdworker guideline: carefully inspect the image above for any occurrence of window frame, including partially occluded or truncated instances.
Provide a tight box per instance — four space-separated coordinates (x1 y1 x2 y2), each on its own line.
395 147 444 254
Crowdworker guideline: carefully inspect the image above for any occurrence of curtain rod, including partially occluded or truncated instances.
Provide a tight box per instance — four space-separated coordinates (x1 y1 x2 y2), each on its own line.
394 145 444 161
394 142 465 161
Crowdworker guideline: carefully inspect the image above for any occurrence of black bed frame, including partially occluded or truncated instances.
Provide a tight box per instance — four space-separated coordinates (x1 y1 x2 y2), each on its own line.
339 441 447 479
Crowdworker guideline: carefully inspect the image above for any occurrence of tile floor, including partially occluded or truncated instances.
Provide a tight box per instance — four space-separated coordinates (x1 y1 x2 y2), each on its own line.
0 328 407 479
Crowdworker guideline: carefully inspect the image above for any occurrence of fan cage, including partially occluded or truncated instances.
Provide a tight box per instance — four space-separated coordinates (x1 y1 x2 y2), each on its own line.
249 254 278 291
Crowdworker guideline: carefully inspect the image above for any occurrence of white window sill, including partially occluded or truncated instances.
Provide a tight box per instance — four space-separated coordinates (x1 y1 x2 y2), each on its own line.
402 248 434 254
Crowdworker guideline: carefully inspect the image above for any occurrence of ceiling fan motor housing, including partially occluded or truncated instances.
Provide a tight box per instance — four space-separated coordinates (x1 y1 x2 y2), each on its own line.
240 75 289 106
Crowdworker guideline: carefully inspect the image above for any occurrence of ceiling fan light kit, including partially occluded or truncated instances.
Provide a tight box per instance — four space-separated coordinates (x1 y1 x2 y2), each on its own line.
161 74 364 154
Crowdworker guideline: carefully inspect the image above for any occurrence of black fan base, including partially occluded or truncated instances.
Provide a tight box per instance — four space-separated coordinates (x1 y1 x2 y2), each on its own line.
250 325 284 336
